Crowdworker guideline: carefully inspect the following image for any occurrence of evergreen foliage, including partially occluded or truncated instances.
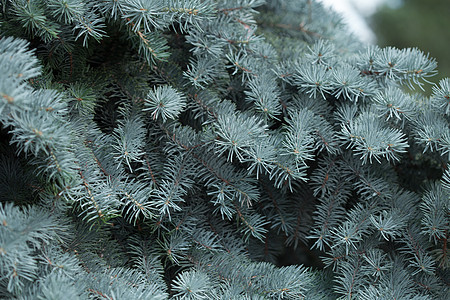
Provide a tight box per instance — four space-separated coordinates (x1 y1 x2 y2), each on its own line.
0 0 448 298
371 0 450 91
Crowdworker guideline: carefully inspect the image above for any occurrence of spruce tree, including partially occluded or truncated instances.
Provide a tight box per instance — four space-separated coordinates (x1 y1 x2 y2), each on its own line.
0 0 448 299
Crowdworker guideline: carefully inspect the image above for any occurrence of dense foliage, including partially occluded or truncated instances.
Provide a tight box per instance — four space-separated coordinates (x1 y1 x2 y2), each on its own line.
0 0 449 299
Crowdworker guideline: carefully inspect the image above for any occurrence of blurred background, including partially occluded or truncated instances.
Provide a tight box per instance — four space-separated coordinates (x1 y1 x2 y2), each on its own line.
319 0 450 93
